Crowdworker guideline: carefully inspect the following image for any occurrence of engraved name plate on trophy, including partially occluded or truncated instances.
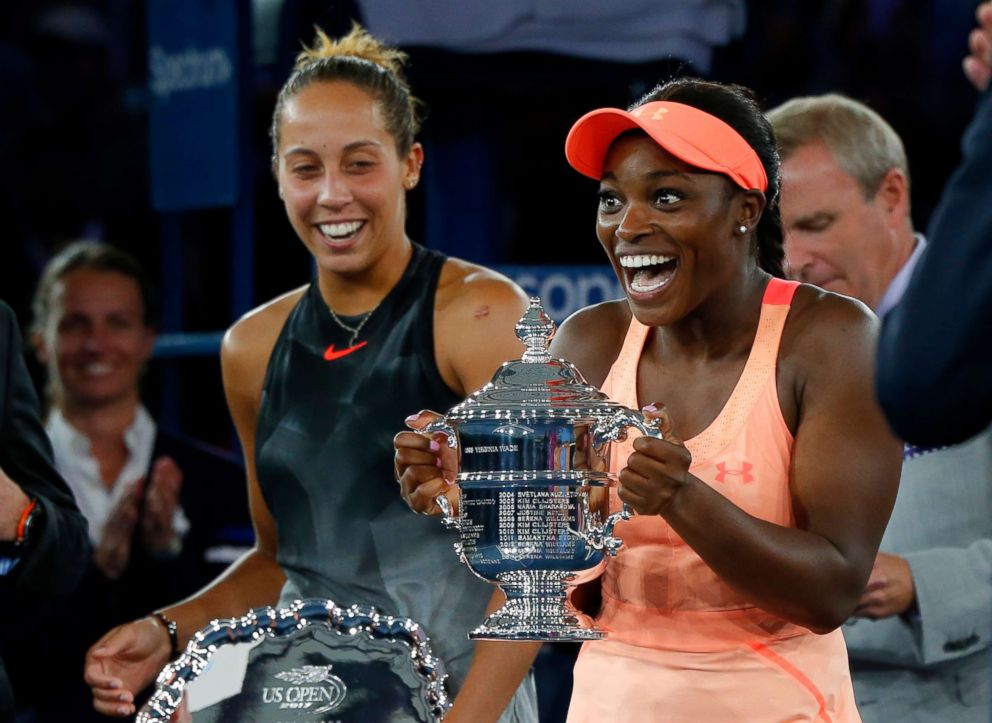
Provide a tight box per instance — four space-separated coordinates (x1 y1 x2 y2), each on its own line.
422 297 664 641
137 599 450 722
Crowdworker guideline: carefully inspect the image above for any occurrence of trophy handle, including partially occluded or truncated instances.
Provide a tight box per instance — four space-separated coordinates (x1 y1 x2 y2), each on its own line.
580 409 666 555
422 419 460 531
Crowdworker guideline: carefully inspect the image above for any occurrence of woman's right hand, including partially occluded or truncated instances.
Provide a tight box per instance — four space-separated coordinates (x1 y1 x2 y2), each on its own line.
394 410 459 516
84 616 172 717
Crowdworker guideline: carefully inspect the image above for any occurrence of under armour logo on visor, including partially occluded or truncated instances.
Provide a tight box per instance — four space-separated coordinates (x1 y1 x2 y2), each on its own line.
715 461 754 484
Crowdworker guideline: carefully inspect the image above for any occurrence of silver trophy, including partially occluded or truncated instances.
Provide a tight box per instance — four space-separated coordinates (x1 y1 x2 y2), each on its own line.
423 297 663 641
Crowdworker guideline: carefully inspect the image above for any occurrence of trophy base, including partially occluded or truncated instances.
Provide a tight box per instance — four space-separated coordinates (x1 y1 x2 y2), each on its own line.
468 570 607 641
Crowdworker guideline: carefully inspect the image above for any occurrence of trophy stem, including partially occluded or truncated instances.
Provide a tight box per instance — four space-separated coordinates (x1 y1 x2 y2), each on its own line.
468 570 605 641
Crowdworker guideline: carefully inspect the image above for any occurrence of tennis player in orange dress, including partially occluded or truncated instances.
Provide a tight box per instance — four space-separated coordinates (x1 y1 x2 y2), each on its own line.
397 76 902 723
560 78 902 722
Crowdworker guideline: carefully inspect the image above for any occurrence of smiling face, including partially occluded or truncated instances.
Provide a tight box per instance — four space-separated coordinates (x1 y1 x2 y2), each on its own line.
37 268 154 412
780 141 911 310
275 81 423 279
596 133 758 327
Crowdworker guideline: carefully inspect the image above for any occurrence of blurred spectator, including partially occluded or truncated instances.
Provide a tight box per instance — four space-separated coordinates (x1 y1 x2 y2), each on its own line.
875 1 992 446
770 94 918 314
358 0 745 70
770 90 992 722
16 241 251 721
0 300 90 719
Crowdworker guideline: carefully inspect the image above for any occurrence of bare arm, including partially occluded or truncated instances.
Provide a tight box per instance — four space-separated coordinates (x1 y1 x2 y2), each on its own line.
547 301 630 388
597 293 902 632
441 590 539 723
397 264 531 515
155 306 288 637
433 260 530 395
85 290 303 716
400 264 539 720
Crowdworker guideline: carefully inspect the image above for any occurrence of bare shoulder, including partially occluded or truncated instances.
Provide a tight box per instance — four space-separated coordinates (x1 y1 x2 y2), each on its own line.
221 285 307 398
783 284 878 356
550 300 631 389
432 258 530 395
435 257 529 320
780 283 879 395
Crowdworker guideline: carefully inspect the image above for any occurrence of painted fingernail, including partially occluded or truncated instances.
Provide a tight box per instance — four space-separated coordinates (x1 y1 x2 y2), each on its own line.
118 693 130 702
117 705 131 716
405 414 419 423
429 440 440 452
436 457 444 468
642 403 658 412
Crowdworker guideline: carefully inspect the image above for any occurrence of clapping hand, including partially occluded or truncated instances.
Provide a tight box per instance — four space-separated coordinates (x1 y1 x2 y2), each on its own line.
94 480 142 579
142 455 183 555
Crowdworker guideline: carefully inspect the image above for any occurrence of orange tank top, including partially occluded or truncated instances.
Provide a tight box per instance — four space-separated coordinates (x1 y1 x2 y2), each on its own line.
569 279 860 723
598 277 809 651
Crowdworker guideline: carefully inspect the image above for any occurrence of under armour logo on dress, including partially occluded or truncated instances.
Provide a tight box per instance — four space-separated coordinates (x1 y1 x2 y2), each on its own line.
323 341 368 361
715 461 754 484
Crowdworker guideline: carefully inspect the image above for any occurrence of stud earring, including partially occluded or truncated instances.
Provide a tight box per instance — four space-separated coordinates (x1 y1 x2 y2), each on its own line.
405 177 418 189
737 224 748 234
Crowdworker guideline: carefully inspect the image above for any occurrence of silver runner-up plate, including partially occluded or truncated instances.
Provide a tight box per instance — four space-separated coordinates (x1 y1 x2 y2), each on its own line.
136 598 451 722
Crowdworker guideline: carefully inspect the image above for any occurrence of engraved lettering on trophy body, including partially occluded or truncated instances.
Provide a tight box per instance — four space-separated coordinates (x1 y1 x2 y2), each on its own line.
420 298 665 640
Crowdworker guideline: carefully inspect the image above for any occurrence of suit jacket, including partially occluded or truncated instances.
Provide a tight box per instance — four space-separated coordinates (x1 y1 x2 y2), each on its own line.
0 302 90 718
14 429 253 722
843 428 992 722
876 87 992 446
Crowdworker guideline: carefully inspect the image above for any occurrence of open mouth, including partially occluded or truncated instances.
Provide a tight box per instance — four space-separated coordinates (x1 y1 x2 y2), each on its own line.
81 362 114 377
318 220 365 244
619 253 679 294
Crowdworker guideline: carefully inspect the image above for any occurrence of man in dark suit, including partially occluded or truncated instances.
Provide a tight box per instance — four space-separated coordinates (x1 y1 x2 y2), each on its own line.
875 1 992 447
0 300 91 718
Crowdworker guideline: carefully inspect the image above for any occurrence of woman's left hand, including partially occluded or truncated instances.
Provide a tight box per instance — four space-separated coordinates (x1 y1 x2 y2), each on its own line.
617 404 693 516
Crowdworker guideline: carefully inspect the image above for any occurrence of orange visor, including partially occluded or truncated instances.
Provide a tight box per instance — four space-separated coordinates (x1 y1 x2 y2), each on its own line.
565 101 768 192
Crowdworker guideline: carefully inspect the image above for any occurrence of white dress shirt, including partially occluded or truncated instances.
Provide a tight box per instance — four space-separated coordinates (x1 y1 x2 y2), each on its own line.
46 406 188 546
877 234 927 318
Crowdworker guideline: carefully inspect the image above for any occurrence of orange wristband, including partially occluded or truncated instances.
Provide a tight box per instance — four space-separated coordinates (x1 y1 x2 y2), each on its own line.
15 499 38 546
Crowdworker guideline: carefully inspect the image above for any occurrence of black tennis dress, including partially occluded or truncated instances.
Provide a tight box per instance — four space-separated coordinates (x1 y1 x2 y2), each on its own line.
255 243 537 717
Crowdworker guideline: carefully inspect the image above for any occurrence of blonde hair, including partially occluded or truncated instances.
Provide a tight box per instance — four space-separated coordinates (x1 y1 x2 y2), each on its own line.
767 94 909 200
270 23 422 162
294 24 407 75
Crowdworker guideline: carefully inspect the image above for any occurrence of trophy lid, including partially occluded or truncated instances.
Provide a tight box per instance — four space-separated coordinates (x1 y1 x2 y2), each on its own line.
444 297 630 419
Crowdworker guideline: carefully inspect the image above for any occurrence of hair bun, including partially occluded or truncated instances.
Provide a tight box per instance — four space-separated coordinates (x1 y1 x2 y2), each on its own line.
295 22 408 76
